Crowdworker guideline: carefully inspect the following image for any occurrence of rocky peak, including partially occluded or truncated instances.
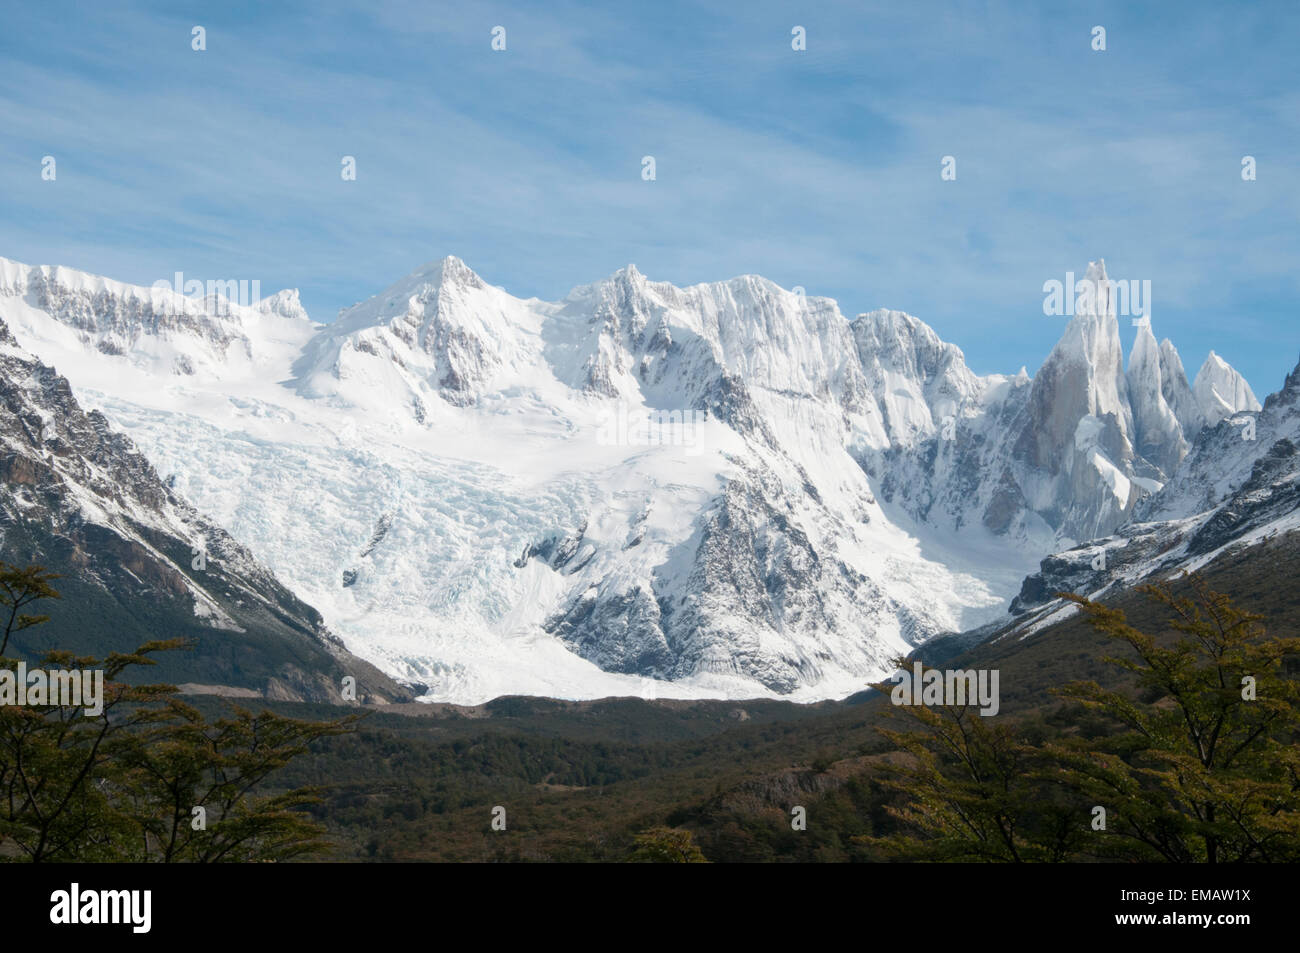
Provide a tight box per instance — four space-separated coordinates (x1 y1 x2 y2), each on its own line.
1156 337 1203 438
1126 320 1188 477
1194 350 1261 425
1016 260 1133 472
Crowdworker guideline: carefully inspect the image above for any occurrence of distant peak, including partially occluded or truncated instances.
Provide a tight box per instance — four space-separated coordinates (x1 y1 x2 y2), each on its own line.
610 263 646 287
256 288 310 322
854 309 942 348
258 287 300 308
406 253 464 275
1198 350 1234 377
1193 349 1261 419
1084 258 1108 283
566 263 651 303
392 255 485 294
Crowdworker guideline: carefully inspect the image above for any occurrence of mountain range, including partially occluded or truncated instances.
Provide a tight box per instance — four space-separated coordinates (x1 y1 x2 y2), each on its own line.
0 254 1277 703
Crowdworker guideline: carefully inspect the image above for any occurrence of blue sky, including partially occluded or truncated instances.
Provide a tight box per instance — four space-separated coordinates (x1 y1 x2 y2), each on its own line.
1 0 1297 392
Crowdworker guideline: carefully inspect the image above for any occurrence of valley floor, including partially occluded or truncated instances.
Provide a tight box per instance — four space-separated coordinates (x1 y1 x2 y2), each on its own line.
239 531 1300 862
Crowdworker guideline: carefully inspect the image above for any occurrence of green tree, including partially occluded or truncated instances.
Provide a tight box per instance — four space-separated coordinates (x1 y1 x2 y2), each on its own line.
0 564 60 656
855 575 1300 863
108 698 356 862
0 642 178 861
855 679 1084 862
628 826 709 863
0 562 356 862
1050 576 1300 862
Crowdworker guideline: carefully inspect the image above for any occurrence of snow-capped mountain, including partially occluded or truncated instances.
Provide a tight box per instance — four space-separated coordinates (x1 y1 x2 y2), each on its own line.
0 257 315 382
0 314 412 703
851 260 1252 545
1007 351 1299 633
1194 350 1262 426
0 253 1268 703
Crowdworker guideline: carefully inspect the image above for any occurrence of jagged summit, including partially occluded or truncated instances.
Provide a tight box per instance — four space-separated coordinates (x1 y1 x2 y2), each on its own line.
0 254 314 381
329 255 489 329
1127 320 1188 477
1014 346 1300 626
1157 337 1202 439
292 255 543 411
255 287 309 321
1194 349 1261 425
1009 258 1137 539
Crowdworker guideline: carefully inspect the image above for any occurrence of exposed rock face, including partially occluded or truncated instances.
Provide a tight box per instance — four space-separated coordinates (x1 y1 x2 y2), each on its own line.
1142 353 1300 524
1010 260 1140 541
848 261 1265 553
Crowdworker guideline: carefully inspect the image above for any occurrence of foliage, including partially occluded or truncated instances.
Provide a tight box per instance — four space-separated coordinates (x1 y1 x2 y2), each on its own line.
853 575 1300 863
0 562 356 862
0 564 60 656
855 699 1086 862
1049 575 1300 862
628 826 709 863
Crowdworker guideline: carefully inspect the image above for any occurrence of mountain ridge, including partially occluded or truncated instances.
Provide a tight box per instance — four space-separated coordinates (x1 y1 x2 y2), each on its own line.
0 252 1274 703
